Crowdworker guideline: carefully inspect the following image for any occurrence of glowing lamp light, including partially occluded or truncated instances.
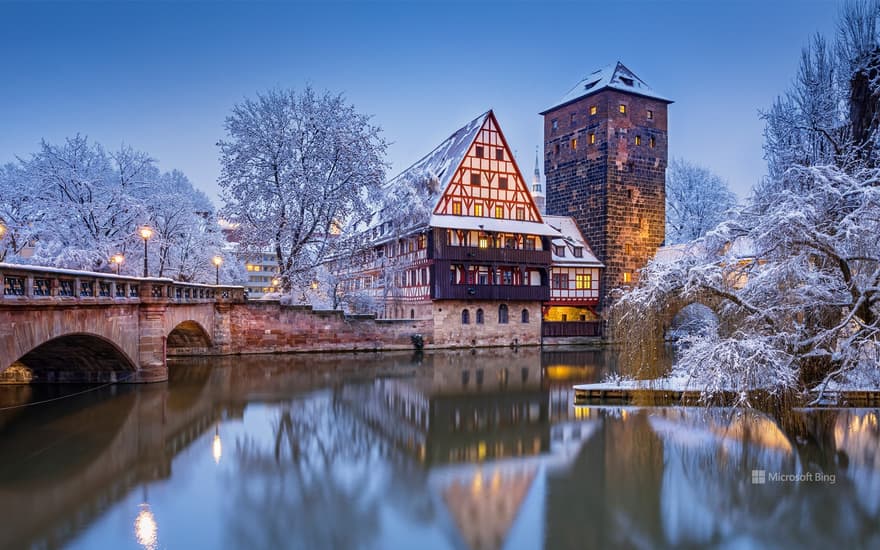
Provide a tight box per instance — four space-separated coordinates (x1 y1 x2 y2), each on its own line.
0 223 6 238
310 281 318 290
134 503 158 550
111 253 125 275
139 227 153 241
272 278 281 288
212 428 222 464
212 255 223 267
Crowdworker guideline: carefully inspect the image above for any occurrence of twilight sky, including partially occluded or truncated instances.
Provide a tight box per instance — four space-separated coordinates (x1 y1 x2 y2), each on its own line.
0 0 843 204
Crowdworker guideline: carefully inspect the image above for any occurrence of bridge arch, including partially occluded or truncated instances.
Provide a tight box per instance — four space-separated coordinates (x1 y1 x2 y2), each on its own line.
167 320 213 349
1 333 138 384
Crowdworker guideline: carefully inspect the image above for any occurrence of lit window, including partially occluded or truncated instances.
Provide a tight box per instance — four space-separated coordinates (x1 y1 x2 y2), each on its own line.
418 234 427 249
516 207 525 220
524 237 536 250
551 119 558 131
570 138 577 150
474 203 484 217
647 110 654 119
649 136 656 148
625 243 632 255
470 172 481 185
589 133 596 144
452 201 462 215
576 273 592 289
498 176 508 189
495 148 504 160
623 272 632 283
494 206 503 218
475 145 484 158
635 136 642 146
478 235 489 249
619 104 627 114
590 105 597 116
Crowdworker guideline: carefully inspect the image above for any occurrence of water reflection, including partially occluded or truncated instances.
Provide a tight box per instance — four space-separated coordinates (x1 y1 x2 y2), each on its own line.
0 349 878 549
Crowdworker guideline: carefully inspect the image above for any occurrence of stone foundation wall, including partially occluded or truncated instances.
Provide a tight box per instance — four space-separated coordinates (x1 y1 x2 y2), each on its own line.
431 300 542 348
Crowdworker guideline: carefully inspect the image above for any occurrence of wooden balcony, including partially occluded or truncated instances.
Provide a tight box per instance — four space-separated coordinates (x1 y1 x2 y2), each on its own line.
433 279 550 301
542 321 603 337
433 241 551 266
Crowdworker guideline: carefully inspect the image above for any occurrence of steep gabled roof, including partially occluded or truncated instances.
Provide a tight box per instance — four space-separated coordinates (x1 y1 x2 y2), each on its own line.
541 61 672 114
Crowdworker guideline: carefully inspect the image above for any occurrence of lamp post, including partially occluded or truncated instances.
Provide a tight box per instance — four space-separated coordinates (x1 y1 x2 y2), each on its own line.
212 255 223 285
112 253 125 276
139 227 153 278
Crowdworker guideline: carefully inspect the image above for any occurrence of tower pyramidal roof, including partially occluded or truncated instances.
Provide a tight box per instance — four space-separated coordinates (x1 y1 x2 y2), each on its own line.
541 61 672 114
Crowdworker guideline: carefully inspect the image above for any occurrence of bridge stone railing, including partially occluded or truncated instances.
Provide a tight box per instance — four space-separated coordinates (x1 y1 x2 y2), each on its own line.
0 263 245 306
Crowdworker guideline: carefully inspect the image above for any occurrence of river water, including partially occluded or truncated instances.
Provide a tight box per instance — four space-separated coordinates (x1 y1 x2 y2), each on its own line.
0 347 878 549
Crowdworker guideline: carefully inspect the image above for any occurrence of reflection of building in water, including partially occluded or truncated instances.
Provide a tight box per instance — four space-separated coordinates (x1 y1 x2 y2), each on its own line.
339 348 601 550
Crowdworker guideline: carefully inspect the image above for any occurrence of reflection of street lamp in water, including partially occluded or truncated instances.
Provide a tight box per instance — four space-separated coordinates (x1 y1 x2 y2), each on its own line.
212 426 222 464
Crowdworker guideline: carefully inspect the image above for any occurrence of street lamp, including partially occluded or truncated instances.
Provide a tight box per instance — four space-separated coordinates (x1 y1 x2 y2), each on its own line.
212 255 223 285
139 227 153 278
0 222 6 239
111 253 125 276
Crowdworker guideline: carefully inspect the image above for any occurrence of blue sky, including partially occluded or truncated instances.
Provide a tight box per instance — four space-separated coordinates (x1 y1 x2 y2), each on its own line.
0 0 843 204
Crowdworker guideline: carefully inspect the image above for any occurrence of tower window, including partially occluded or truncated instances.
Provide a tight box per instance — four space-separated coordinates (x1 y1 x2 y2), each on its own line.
470 172 481 185
570 138 577 150
495 148 504 160
650 136 656 148
498 176 508 189
620 77 634 86
554 143 560 155
625 243 633 255
516 207 525 220
590 105 597 116
635 136 642 146
619 104 627 114
475 146 484 158
452 201 462 215
570 113 577 125
551 119 558 131
474 203 484 217
647 110 654 120
494 206 503 218
589 133 596 144
623 272 632 283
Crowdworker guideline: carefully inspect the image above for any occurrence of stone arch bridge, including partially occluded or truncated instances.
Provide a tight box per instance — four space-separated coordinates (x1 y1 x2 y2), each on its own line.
0 263 245 383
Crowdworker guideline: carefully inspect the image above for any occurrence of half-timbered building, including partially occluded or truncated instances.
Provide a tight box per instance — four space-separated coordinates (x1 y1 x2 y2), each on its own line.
338 110 603 346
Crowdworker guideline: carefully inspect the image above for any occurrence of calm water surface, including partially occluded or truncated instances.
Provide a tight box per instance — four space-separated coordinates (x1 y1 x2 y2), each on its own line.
0 348 878 550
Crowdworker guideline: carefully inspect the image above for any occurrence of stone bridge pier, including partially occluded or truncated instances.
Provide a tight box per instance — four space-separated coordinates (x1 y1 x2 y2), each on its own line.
0 264 244 384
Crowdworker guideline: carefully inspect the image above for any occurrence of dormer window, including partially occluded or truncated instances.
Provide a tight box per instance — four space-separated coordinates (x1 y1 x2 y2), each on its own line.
620 77 634 87
573 247 583 257
555 245 565 257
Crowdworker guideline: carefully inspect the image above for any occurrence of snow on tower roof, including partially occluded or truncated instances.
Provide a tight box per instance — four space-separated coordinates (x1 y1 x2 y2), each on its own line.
541 61 672 114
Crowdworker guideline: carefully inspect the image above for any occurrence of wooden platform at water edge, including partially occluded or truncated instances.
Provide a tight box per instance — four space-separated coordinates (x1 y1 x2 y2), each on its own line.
573 383 880 407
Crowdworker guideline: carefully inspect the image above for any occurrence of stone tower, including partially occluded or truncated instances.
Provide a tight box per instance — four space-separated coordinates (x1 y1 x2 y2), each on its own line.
531 147 546 214
541 62 671 307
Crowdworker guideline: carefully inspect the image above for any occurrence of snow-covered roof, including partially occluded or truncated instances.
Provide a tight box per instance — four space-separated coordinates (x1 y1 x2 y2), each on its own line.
543 215 603 267
363 111 491 234
542 62 672 114
429 214 561 237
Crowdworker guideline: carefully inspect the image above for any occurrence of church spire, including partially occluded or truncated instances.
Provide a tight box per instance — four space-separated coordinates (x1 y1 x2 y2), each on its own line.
531 146 545 214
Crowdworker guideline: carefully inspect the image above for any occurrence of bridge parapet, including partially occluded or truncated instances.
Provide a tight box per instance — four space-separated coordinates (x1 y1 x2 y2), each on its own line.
0 263 245 306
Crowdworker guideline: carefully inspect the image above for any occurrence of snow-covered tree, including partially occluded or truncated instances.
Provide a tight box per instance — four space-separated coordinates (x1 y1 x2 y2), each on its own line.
145 169 223 281
217 87 387 292
665 158 737 245
20 136 152 270
617 2 880 405
0 163 38 262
